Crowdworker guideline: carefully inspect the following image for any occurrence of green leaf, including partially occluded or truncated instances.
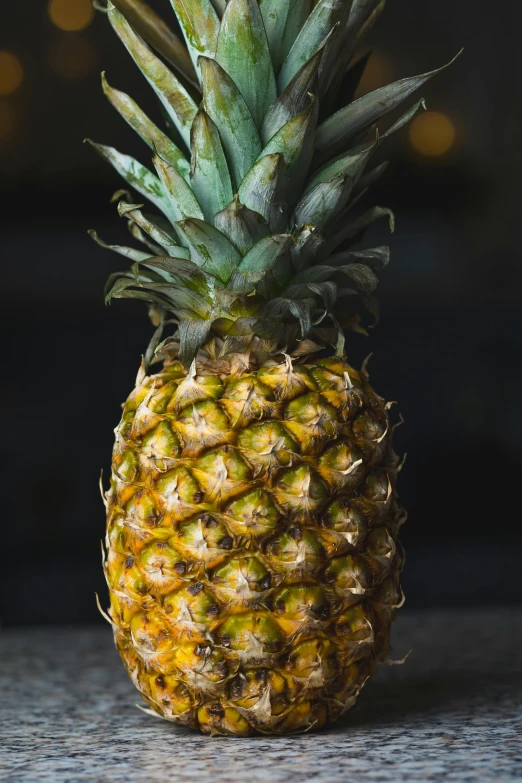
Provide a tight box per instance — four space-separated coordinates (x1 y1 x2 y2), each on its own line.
261 41 325 144
175 218 242 282
259 0 312 73
221 317 259 354
141 256 215 297
200 56 262 189
288 298 316 336
328 246 390 271
209 0 226 16
108 5 198 148
126 218 165 257
324 50 372 116
325 1 384 104
290 225 325 272
153 153 204 229
238 153 288 233
105 275 175 306
381 98 427 140
88 229 152 262
357 161 388 190
150 282 212 315
108 0 199 90
278 0 347 92
316 53 461 160
117 201 190 257
87 141 174 221
324 206 395 255
238 234 293 274
190 109 234 222
307 281 337 314
169 0 220 77
286 265 335 287
256 97 317 206
225 269 265 295
101 73 190 179
179 318 213 366
293 174 353 232
216 0 276 129
286 261 379 295
339 263 379 294
214 196 270 255
304 143 374 193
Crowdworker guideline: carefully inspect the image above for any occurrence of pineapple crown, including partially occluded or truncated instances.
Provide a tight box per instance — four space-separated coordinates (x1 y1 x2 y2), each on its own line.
89 0 455 366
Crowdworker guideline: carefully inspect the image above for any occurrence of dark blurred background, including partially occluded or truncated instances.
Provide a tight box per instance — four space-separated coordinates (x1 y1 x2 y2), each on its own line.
1 0 521 626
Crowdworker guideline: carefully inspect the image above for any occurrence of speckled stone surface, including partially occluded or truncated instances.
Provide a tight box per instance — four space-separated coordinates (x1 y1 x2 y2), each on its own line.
1 609 520 782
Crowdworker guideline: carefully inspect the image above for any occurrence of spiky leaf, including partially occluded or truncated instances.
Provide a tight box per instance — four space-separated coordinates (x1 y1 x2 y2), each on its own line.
325 206 395 255
175 218 242 282
238 234 293 274
108 5 198 149
238 154 288 233
88 229 152 262
190 109 234 222
325 0 384 104
117 202 189 257
109 0 199 89
291 226 325 272
261 43 325 144
102 73 190 179
328 246 391 271
209 0 226 16
305 144 374 193
216 0 276 129
179 318 213 366
278 0 347 92
87 141 174 221
316 55 460 159
256 98 317 204
214 197 270 255
293 174 353 232
259 0 313 73
169 0 220 77
200 56 261 188
153 153 204 230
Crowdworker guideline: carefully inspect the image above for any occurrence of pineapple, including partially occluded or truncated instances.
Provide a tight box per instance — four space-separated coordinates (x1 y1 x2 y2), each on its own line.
92 0 451 736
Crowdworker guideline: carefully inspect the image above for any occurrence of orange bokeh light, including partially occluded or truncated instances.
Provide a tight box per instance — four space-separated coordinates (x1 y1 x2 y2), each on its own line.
48 0 95 32
0 51 24 96
409 111 457 157
48 35 97 79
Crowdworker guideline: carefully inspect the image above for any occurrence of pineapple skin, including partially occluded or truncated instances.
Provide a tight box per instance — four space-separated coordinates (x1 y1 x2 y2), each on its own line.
104 354 404 736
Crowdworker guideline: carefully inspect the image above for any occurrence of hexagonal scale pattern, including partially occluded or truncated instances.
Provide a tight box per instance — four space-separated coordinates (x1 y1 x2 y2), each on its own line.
104 357 404 736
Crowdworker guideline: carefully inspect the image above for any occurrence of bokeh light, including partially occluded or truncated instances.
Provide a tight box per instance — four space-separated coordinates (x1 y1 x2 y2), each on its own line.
356 50 395 97
0 101 18 141
48 0 95 32
0 51 24 96
48 35 97 79
409 111 457 157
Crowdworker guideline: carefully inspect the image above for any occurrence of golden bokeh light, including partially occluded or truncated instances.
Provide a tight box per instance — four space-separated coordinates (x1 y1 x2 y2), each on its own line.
0 51 24 96
48 35 97 79
0 101 18 141
356 50 395 97
409 111 457 157
48 0 95 32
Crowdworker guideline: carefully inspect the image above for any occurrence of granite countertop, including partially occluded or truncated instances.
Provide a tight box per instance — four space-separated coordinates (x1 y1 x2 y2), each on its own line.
1 609 520 783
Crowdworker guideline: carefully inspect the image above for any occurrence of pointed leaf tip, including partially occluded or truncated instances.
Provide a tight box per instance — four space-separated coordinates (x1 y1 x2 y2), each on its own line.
108 4 198 148
316 51 463 159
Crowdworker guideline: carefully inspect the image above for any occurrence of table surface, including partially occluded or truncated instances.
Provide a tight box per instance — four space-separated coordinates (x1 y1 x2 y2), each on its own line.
1 609 520 783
